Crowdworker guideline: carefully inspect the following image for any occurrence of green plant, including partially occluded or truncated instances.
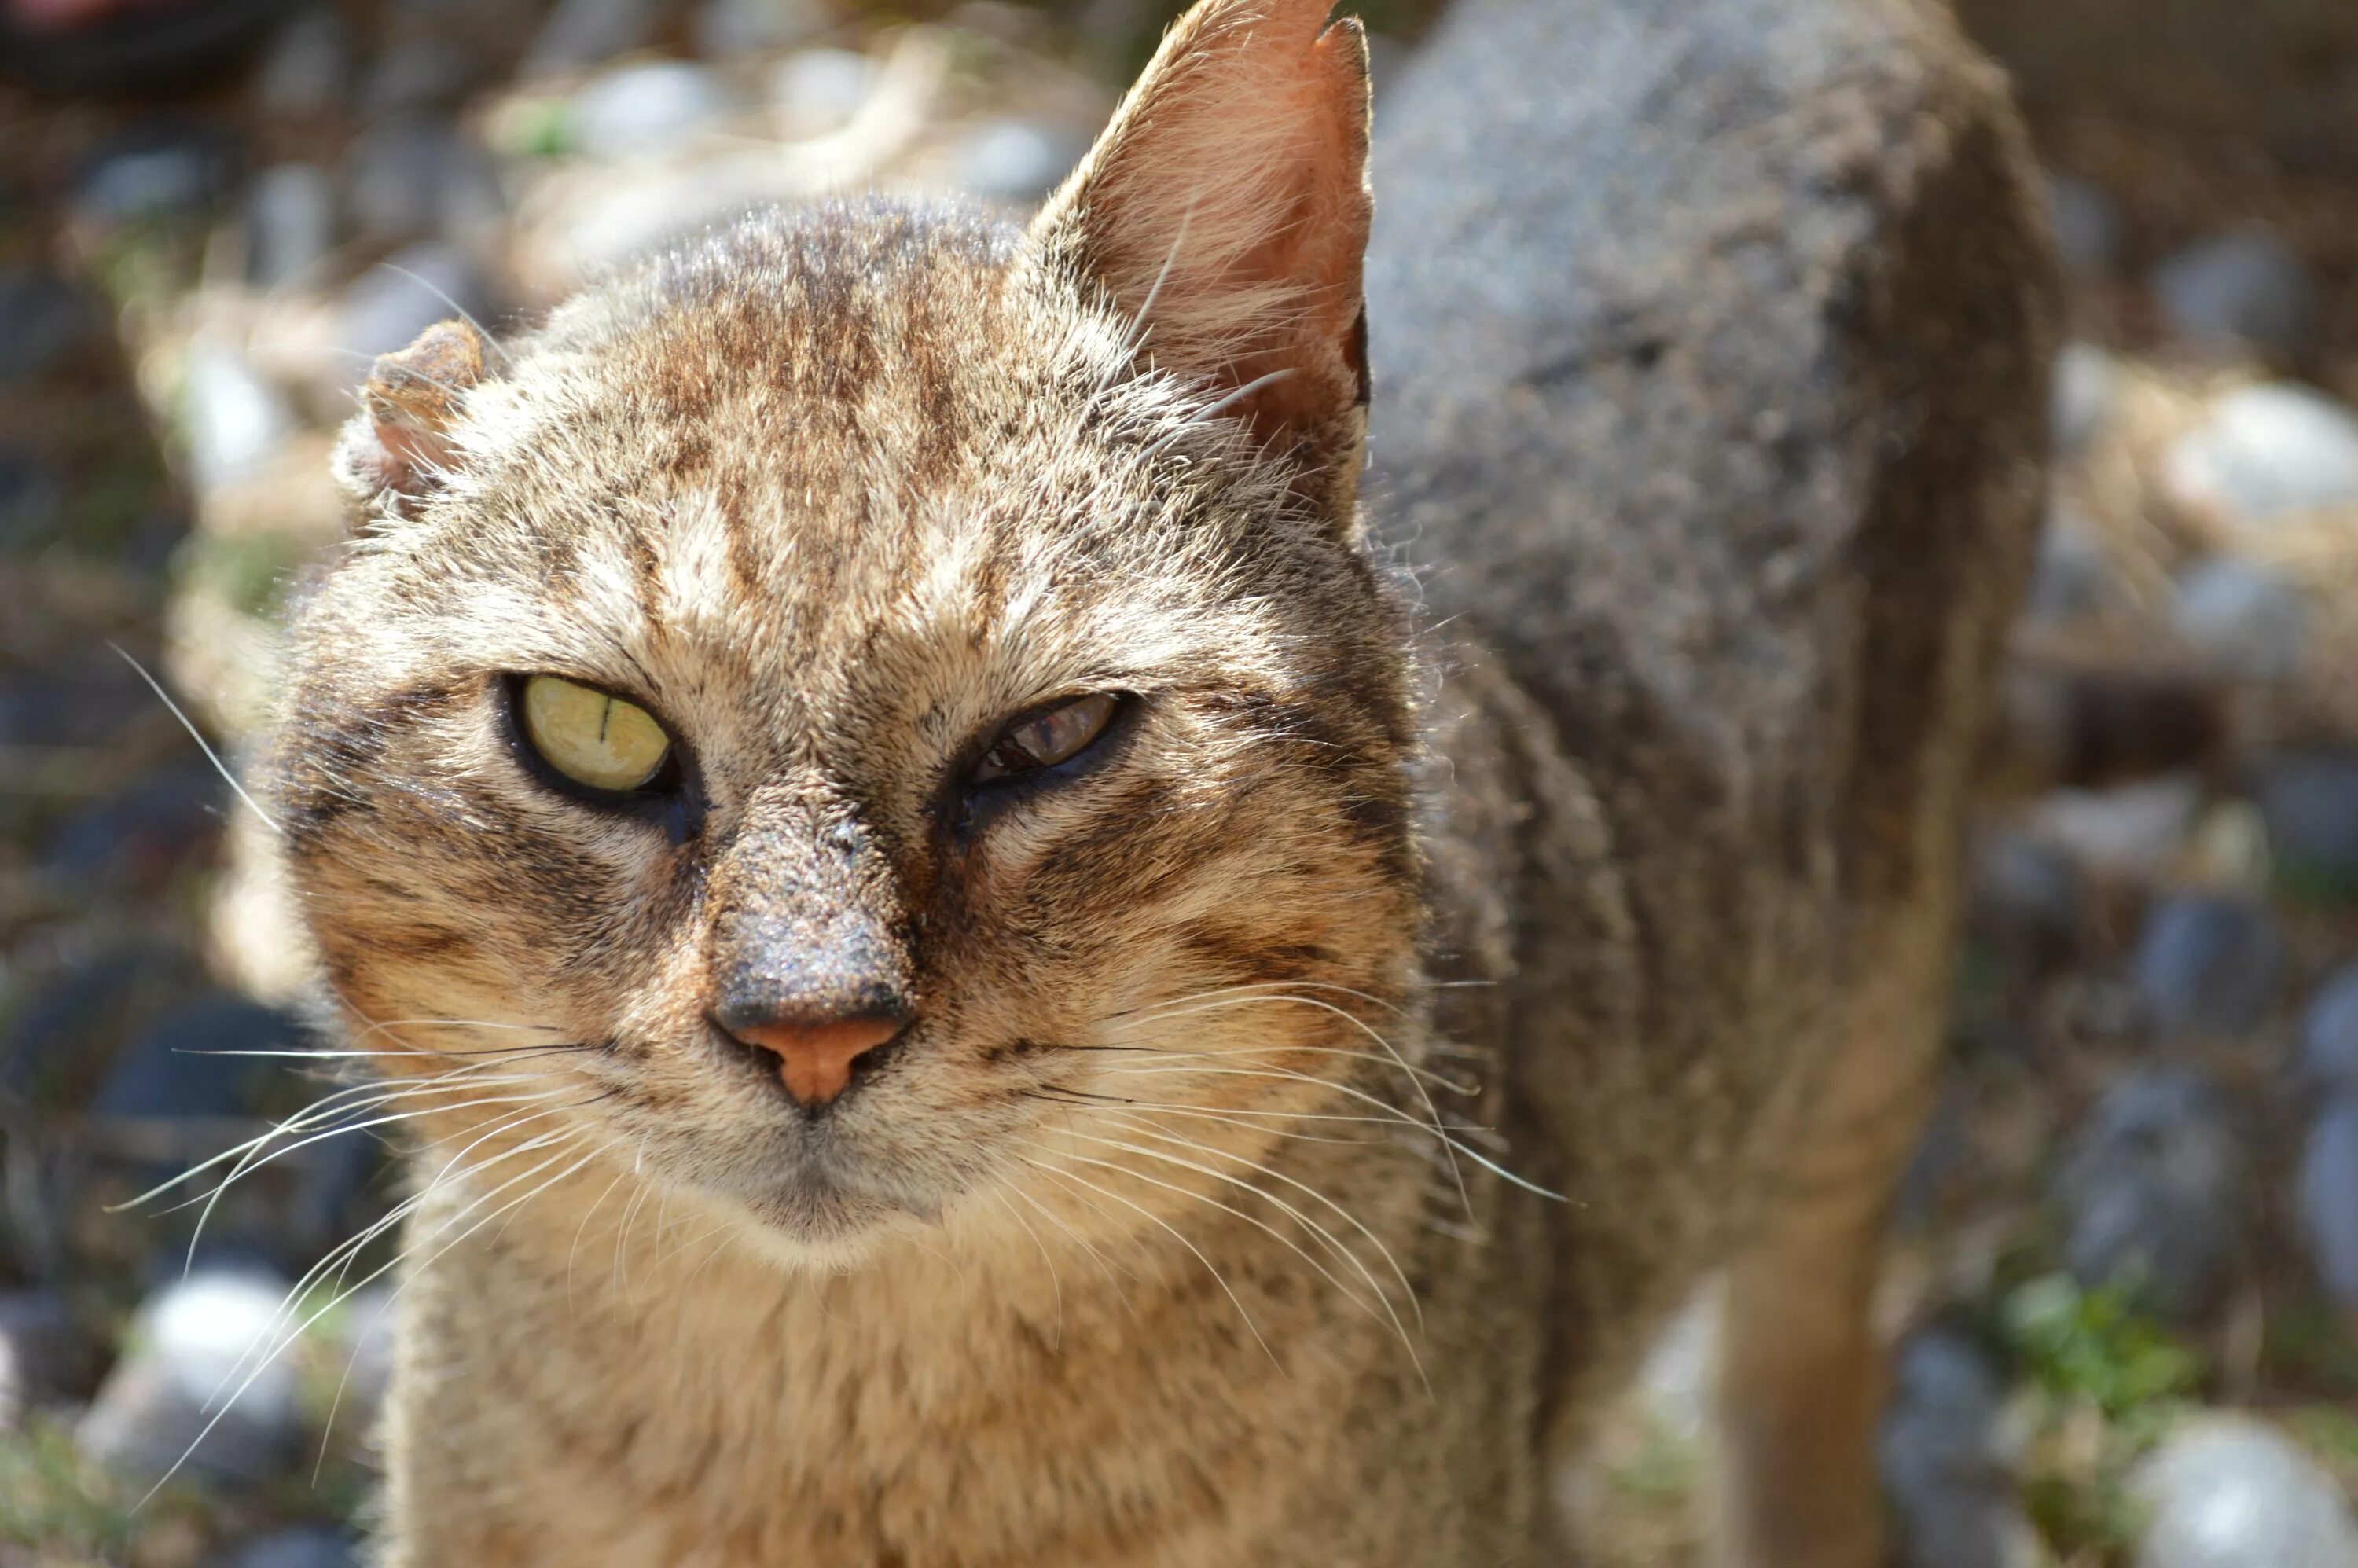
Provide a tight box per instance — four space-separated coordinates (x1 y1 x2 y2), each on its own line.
2003 1273 2202 1423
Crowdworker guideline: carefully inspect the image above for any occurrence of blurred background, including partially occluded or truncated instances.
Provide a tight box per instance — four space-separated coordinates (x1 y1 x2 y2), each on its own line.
2 0 2357 1564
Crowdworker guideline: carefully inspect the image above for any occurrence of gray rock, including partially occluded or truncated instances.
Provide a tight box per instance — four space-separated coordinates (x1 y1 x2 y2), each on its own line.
0 1291 103 1426
2050 342 2119 457
2302 968 2358 1091
2023 503 2119 627
78 1268 302 1489
0 266 98 387
246 164 336 290
2255 751 2358 897
358 37 482 118
767 46 876 137
90 993 300 1122
2151 229 2318 362
2132 893 2286 1038
2133 1416 2358 1568
2299 1096 2358 1308
221 1527 358 1568
328 1283 398 1426
696 0 831 59
338 244 494 372
571 61 735 162
2169 556 2308 682
0 942 194 1107
0 447 64 554
1881 1327 2041 1568
2054 1068 2250 1323
1631 1283 1717 1444
2030 774 2203 884
37 760 224 890
254 9 351 117
343 116 504 248
73 139 220 226
181 338 296 494
1970 827 2084 955
523 0 665 75
2165 383 2358 527
2047 173 2122 277
949 118 1091 205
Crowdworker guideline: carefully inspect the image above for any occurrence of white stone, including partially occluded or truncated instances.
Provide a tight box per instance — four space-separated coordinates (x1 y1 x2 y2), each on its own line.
2135 1416 2358 1568
181 338 295 495
2164 384 2358 527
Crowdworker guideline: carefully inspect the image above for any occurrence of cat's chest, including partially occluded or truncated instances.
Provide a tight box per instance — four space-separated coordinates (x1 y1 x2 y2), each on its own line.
478 1233 1427 1566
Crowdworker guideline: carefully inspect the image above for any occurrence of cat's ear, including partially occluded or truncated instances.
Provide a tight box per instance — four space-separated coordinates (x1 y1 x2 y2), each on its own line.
332 319 487 519
1028 0 1372 457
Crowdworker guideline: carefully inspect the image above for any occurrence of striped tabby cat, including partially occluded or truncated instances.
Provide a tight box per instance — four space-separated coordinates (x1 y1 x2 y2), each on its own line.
267 0 2056 1559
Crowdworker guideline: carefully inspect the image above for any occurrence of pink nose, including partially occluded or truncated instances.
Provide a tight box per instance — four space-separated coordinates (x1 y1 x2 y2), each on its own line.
724 1014 903 1108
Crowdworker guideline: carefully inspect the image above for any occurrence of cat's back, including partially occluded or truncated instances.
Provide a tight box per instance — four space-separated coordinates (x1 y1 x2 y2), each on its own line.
1366 0 2055 838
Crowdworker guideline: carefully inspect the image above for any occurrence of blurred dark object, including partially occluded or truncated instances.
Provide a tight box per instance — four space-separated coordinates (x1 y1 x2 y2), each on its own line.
0 0 295 96
2131 892 2286 1039
2053 1067 2253 1327
1987 655 2227 799
2253 750 2358 899
1953 0 2358 178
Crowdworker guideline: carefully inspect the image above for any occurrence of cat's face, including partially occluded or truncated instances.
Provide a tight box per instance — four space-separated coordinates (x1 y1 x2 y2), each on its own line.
273 2 1412 1263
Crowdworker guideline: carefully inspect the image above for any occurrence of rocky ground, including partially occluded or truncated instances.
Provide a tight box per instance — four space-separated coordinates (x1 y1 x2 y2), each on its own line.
2 2 2358 1566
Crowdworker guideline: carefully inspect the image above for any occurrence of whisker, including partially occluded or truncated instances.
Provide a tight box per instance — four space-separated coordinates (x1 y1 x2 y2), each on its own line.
1034 1132 1426 1388
1096 1108 1427 1335
108 642 281 835
1018 1155 1278 1370
109 1063 569 1214
369 262 515 372
1108 979 1418 1026
171 1085 571 1270
1000 1177 1140 1310
230 1103 595 1384
156 1129 597 1506
1023 1089 1378 1148
1099 1041 1476 1096
1086 1063 1561 1202
567 1164 635 1305
991 1189 1064 1347
1106 991 1476 1203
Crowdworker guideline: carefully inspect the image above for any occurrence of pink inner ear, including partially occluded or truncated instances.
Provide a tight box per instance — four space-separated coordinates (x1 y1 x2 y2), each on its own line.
373 418 458 483
1033 0 1372 446
351 318 487 500
1214 17 1373 442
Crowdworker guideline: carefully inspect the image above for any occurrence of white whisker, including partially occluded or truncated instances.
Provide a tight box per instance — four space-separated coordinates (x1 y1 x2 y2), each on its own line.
1019 1155 1277 1370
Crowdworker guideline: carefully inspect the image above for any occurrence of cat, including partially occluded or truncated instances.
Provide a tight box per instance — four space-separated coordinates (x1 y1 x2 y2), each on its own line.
264 0 2056 1560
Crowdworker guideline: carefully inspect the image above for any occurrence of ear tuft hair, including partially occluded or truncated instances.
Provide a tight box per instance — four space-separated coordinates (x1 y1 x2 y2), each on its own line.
332 318 488 520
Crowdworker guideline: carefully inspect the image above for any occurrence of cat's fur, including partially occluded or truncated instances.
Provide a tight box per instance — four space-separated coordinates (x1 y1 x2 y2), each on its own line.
266 0 2056 1561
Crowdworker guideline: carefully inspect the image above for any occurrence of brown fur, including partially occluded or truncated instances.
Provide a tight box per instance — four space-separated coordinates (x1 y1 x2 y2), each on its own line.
264 0 2057 1562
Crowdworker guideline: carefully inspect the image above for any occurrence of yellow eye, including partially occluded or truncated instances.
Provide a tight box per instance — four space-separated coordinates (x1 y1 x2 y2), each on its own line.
517 675 673 794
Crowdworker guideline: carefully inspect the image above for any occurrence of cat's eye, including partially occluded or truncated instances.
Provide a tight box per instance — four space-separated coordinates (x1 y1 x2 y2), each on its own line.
971 693 1122 785
515 674 674 795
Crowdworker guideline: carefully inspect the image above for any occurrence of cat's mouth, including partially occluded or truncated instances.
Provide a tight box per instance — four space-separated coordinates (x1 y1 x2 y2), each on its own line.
678 1126 946 1251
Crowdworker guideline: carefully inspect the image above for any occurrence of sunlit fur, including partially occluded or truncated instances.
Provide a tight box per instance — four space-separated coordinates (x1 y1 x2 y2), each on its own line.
255 0 2059 1561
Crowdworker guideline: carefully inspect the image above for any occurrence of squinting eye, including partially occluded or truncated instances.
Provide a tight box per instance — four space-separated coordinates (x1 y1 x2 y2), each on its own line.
516 674 674 795
971 693 1122 785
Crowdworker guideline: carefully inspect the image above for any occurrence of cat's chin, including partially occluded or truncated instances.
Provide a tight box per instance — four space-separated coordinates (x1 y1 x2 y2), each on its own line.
702 1170 935 1274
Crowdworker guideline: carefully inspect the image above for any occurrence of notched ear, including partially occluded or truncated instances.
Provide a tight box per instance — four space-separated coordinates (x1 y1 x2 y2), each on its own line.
1030 0 1372 459
331 318 488 520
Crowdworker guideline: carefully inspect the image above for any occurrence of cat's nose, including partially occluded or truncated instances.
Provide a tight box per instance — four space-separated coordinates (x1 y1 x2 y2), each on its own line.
714 1007 905 1109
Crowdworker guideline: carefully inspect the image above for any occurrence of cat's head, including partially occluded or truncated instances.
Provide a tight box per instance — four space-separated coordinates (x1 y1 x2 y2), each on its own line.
274 0 1423 1265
